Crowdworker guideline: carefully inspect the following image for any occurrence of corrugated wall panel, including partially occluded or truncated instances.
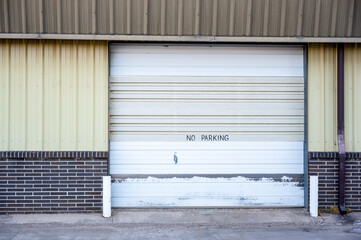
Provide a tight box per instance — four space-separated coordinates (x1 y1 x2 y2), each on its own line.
60 0 76 34
8 0 22 33
284 0 299 37
0 40 108 151
182 0 197 35
43 0 58 34
97 0 110 35
198 0 210 36
318 0 332 37
59 42 76 150
0 1 5 33
308 44 337 152
43 41 60 149
94 41 109 151
345 44 361 152
216 0 230 36
26 0 41 34
79 0 93 34
302 0 315 37
9 40 27 149
251 0 264 37
26 41 44 150
334 0 350 37
233 0 248 36
308 43 361 152
165 0 179 36
148 0 160 35
353 0 361 37
0 40 10 149
2 0 360 38
114 0 128 35
268 0 282 37
131 0 145 35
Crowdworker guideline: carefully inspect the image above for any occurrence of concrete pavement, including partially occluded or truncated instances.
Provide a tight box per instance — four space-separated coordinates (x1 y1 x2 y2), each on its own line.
1 209 361 239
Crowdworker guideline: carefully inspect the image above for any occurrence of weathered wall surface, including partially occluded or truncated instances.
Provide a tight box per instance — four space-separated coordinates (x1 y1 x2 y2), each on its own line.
0 40 108 151
308 43 361 152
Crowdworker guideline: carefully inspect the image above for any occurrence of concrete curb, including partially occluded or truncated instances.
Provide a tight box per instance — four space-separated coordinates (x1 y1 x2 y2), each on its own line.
1 209 360 226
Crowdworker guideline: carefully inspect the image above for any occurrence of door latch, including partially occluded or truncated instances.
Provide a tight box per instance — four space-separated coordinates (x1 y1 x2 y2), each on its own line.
174 152 178 164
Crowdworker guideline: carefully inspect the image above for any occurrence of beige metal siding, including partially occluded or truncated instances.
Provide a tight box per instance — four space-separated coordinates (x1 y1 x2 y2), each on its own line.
307 44 338 152
0 40 108 151
1 0 360 38
308 43 361 152
345 44 361 152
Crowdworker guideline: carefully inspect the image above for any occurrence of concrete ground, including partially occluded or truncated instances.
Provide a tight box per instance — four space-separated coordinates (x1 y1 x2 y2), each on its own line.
1 209 361 240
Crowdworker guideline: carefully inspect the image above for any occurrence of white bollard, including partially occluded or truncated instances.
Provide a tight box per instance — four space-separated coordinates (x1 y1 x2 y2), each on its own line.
310 176 318 217
102 176 111 218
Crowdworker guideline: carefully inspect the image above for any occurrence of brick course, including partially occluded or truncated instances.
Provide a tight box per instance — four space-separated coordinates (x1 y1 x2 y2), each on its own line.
0 151 108 214
308 152 361 211
2 150 360 213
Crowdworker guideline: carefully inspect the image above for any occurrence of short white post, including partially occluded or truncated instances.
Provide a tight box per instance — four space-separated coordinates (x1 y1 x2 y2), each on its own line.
310 176 318 217
102 176 111 218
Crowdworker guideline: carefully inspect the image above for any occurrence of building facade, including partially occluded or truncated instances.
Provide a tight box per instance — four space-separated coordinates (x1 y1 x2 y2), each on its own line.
1 0 361 214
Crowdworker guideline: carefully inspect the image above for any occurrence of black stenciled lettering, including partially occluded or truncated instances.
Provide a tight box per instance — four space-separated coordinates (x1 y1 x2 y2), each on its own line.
200 134 230 141
186 135 196 141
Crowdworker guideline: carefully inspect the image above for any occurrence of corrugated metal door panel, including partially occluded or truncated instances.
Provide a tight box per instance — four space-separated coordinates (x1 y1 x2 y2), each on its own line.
109 142 304 175
110 46 304 77
109 45 304 207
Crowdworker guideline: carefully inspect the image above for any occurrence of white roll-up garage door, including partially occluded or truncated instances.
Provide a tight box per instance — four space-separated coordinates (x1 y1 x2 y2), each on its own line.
109 45 305 207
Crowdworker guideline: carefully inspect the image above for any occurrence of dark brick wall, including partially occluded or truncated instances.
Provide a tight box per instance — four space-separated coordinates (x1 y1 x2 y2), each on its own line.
308 152 361 211
0 151 108 214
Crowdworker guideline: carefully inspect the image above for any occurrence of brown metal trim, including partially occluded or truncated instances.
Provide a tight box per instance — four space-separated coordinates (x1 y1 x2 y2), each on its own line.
337 43 347 214
1 34 361 43
0 151 108 159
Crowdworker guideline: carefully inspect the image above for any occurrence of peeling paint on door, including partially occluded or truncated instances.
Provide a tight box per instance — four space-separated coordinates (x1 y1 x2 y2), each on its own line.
111 175 304 207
